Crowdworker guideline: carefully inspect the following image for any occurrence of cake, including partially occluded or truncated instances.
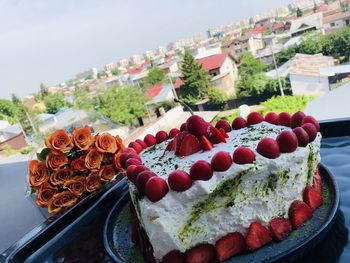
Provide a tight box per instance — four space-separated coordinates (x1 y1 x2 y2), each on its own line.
121 111 323 263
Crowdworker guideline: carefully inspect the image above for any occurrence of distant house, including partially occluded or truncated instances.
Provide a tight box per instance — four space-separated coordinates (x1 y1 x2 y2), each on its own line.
323 11 350 34
255 44 284 66
273 22 287 34
0 124 27 151
145 83 176 106
254 17 275 27
290 13 324 37
221 34 264 57
158 61 179 74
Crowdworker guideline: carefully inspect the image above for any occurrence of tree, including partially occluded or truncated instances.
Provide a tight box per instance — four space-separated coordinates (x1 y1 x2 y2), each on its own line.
40 83 49 99
143 68 166 86
0 99 17 124
237 74 286 97
44 93 66 114
73 87 94 110
111 69 120 76
296 8 303 17
324 26 350 62
207 87 228 109
298 32 325 54
180 51 212 104
276 45 298 66
238 52 266 78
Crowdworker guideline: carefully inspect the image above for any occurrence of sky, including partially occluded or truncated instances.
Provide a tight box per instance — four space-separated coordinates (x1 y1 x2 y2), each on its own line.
0 0 294 99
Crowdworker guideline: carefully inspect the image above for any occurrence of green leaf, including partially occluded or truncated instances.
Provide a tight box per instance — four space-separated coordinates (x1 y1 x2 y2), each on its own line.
37 148 51 162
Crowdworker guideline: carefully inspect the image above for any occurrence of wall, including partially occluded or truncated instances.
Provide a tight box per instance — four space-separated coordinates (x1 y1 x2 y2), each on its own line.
290 74 330 96
0 132 27 151
212 73 235 96
324 19 346 31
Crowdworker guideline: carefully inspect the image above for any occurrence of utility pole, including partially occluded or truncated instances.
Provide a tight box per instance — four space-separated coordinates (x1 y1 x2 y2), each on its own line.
270 44 284 96
168 75 179 100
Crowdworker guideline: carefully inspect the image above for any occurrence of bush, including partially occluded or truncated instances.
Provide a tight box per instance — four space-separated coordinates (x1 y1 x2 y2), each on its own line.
260 95 315 115
207 87 228 109
20 145 34 155
155 100 177 112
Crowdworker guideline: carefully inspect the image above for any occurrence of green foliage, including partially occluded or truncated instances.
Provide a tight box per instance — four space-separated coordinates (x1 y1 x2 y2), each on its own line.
37 148 51 161
111 69 120 76
20 145 34 155
237 74 285 97
260 95 315 115
296 8 303 17
44 92 66 114
220 110 240 125
0 99 17 124
96 85 146 125
276 45 298 66
238 52 266 77
298 32 325 54
323 26 350 62
73 87 94 110
143 68 166 86
2 144 16 157
155 100 177 112
180 51 212 104
207 87 228 109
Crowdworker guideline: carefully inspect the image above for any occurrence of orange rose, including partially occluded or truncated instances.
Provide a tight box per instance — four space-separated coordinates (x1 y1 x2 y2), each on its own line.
85 149 103 171
114 151 123 172
50 168 73 185
46 152 68 171
95 133 117 153
35 183 58 208
70 157 88 173
115 135 125 154
64 176 86 196
86 172 101 192
99 165 115 181
72 126 94 150
45 129 73 153
48 191 78 213
29 160 50 189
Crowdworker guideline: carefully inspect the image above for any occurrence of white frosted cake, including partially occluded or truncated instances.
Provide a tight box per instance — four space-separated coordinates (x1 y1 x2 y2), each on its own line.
122 112 323 263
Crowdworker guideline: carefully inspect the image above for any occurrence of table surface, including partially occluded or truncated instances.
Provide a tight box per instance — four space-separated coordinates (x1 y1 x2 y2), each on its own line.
1 135 350 262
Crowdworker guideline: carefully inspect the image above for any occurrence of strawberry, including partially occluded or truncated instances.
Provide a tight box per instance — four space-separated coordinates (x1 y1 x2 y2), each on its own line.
313 169 322 194
293 127 310 147
211 151 233 171
164 140 174 153
219 128 229 138
186 115 209 138
136 139 148 149
125 158 142 168
302 115 320 131
199 135 213 151
288 200 312 229
120 151 141 169
265 112 279 125
177 134 202 157
207 126 226 144
303 186 323 210
232 146 256 164
162 250 185 263
128 141 143 154
169 128 180 139
276 130 298 153
129 165 149 183
145 176 169 202
180 122 188 132
156 130 169 144
126 165 137 182
215 232 245 262
185 244 216 263
291 111 306 128
245 222 272 251
301 123 317 142
256 138 280 159
269 218 292 241
190 160 213 181
232 117 247 130
247 112 264 125
173 132 186 154
168 170 192 192
144 134 157 147
136 171 157 194
215 119 232 132
277 112 291 127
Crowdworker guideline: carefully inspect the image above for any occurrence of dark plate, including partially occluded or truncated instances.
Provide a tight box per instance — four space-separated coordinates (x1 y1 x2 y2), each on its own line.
103 164 340 263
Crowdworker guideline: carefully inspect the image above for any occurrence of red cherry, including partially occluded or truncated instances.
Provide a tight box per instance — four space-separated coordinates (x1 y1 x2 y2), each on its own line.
232 117 247 130
257 138 280 159
293 127 310 147
301 123 317 142
215 119 232 132
130 165 149 183
211 151 233 171
126 165 137 181
136 171 156 194
168 170 192 192
276 131 298 153
145 177 169 202
169 128 180 139
277 112 291 127
180 123 187 132
186 115 209 137
125 158 142 168
135 139 147 149
302 116 320 131
247 112 264 125
233 147 256 164
120 151 141 169
156 130 169 144
190 160 213 181
128 141 143 154
291 111 306 128
265 112 279 125
144 134 157 147
162 250 185 263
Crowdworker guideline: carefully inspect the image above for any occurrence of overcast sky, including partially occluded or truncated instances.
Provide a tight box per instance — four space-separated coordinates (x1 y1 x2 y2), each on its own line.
0 0 293 99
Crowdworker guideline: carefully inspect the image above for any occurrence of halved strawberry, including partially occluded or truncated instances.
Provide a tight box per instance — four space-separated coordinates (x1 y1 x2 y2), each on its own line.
313 169 322 194
219 128 229 138
177 134 202 157
245 222 272 251
269 218 292 241
207 126 226 144
164 140 174 153
215 232 245 262
200 135 213 151
288 200 312 229
303 186 323 210
173 132 187 154
185 244 216 263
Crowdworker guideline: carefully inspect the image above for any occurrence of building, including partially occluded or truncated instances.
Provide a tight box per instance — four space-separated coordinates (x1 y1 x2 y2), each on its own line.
125 68 149 85
105 63 116 72
221 34 264 57
323 11 350 34
289 12 324 37
0 124 27 151
145 83 176 106
75 68 98 80
118 58 129 68
273 22 288 34
255 44 284 65
289 53 335 96
130 54 143 66
193 45 222 59
158 61 179 74
157 46 167 56
144 50 154 60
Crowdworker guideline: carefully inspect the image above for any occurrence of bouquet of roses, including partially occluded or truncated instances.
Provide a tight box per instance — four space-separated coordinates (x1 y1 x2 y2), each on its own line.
27 126 125 214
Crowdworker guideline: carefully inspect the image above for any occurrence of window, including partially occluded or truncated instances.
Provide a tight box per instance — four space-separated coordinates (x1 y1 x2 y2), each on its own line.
330 22 335 27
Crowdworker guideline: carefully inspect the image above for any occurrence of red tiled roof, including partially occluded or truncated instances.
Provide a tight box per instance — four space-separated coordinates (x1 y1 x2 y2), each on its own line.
324 10 350 23
146 83 163 98
127 68 144 74
250 25 269 34
198 53 227 72
174 78 184 90
273 22 285 30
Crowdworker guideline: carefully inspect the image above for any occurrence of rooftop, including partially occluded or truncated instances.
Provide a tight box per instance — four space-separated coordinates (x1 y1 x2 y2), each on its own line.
290 13 323 34
289 53 335 77
198 53 227 72
323 10 350 24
